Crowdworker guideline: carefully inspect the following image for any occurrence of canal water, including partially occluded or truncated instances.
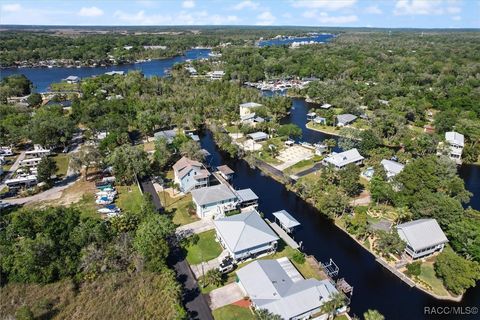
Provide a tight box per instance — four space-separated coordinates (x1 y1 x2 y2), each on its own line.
0 49 211 92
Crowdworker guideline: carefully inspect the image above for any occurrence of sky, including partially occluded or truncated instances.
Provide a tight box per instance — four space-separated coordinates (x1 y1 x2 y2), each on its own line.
0 0 479 28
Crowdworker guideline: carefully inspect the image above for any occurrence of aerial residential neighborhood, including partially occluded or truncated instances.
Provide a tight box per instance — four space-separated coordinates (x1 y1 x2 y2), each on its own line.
0 1 479 320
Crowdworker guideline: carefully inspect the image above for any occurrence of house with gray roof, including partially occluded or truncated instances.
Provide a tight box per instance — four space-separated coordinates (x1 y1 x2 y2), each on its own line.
336 114 357 127
323 148 364 169
173 156 210 193
235 188 259 208
240 102 263 117
272 210 300 233
397 219 448 259
248 132 269 142
381 159 405 179
191 184 238 218
445 131 464 164
64 75 80 83
236 258 340 320
213 209 278 261
154 129 177 144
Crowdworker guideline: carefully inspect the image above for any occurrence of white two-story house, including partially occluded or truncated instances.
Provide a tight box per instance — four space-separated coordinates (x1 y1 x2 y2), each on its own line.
191 184 238 218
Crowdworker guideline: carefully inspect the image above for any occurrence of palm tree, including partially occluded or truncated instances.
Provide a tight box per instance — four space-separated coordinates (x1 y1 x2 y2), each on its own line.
320 292 346 319
325 138 337 152
203 268 223 287
363 309 385 320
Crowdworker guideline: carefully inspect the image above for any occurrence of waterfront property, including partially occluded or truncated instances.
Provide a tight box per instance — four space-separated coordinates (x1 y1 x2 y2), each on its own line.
323 148 364 169
213 209 278 261
173 156 210 193
397 219 448 259
336 114 357 127
217 165 234 181
320 103 332 109
239 102 263 117
247 132 269 142
235 188 259 209
272 210 300 234
445 131 464 164
154 129 177 144
313 116 327 125
64 75 80 83
191 184 238 218
380 159 405 179
236 258 340 320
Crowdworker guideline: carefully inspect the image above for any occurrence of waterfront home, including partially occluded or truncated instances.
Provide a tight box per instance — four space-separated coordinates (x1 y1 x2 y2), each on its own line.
336 114 357 127
320 103 332 109
315 143 328 155
154 129 177 144
240 102 263 117
247 132 269 142
105 71 125 76
323 148 364 169
313 116 327 125
445 131 464 164
173 156 210 193
380 159 405 179
235 188 259 208
191 184 238 218
213 209 278 261
64 75 80 84
397 219 448 259
236 258 340 319
217 165 234 181
307 112 316 121
272 210 300 233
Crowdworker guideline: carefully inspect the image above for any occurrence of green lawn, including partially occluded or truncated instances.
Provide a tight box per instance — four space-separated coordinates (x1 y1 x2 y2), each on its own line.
212 305 254 320
52 154 70 177
73 194 99 219
50 82 80 92
185 230 223 265
417 261 450 297
159 191 199 226
199 272 237 294
116 185 144 213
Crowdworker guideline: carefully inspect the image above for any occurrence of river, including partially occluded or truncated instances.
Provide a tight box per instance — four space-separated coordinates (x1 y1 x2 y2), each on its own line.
0 49 211 92
199 96 480 320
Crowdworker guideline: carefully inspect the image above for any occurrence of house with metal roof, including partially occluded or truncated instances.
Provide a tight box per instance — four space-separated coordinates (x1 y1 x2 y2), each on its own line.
173 156 210 193
397 219 448 259
323 148 364 169
320 103 332 109
380 159 405 179
64 75 80 83
247 132 269 142
240 102 263 117
235 188 259 208
154 129 177 144
272 210 300 233
213 209 278 261
445 131 464 164
236 258 340 320
217 165 234 180
336 114 357 127
191 184 238 218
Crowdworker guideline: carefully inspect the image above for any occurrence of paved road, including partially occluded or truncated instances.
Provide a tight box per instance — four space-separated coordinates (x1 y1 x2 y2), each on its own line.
140 178 163 212
171 247 214 320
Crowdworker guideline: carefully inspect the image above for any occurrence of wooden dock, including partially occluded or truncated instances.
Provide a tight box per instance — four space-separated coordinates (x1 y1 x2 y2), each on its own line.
265 219 300 249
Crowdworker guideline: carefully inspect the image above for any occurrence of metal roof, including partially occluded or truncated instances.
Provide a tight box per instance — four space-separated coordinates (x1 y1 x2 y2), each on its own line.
235 188 259 202
247 132 268 141
240 102 263 109
324 148 364 167
272 210 300 229
337 114 357 124
445 131 464 147
236 258 339 319
191 184 237 206
213 209 278 253
381 159 405 176
397 219 448 251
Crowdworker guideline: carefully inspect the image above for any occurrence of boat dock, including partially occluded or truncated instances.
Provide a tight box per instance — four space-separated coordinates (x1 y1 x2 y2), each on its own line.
265 218 300 249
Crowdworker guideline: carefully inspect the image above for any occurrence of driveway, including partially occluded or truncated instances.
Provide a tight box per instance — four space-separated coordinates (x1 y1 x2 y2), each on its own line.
209 282 245 310
176 218 215 237
190 249 229 278
274 146 313 171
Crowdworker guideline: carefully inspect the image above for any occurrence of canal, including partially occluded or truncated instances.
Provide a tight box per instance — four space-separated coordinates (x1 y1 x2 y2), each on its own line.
200 96 480 319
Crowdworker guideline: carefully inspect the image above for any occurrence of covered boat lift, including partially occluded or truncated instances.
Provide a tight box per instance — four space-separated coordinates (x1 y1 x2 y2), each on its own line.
272 209 300 233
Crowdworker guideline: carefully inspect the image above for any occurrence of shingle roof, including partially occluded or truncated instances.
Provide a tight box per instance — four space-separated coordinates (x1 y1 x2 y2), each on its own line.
381 159 405 176
173 156 206 179
191 184 237 206
236 259 339 319
397 219 448 251
240 102 263 109
324 148 364 167
235 188 258 202
337 114 357 125
445 131 464 147
272 210 300 229
213 209 278 253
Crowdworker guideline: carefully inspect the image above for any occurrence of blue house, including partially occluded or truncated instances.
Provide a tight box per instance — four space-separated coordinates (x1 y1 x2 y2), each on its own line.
173 157 210 193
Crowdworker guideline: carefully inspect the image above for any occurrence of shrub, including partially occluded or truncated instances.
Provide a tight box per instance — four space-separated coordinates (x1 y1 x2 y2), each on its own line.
405 261 422 277
291 251 306 264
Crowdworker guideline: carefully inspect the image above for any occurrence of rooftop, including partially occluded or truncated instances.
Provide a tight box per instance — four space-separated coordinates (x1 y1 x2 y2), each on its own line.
381 159 405 176
217 165 234 175
445 131 464 147
324 148 364 167
272 210 300 229
191 184 237 206
240 102 263 109
235 188 259 202
337 113 357 124
397 219 448 251
173 156 207 179
248 132 268 141
213 209 278 253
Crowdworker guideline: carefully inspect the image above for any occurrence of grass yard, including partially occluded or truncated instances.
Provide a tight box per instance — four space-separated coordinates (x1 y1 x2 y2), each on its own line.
256 150 283 165
199 271 237 294
159 191 199 226
185 230 223 265
49 82 79 92
116 185 144 213
52 154 70 178
212 304 254 320
417 261 450 297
